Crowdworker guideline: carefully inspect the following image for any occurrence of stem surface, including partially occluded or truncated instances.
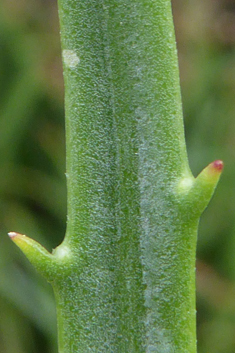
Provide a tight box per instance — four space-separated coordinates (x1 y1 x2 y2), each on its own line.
9 1 223 352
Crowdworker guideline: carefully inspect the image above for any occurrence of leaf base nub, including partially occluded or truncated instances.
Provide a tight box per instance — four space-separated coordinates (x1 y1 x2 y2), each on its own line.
177 160 223 217
8 232 57 281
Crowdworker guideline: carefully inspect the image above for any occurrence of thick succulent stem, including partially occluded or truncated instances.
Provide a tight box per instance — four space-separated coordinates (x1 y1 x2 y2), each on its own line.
9 1 223 352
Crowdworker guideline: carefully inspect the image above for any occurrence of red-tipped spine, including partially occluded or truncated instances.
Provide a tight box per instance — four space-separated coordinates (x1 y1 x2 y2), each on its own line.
211 160 224 172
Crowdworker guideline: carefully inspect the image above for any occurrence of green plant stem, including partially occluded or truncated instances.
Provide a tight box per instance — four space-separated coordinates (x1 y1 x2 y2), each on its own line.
9 1 223 352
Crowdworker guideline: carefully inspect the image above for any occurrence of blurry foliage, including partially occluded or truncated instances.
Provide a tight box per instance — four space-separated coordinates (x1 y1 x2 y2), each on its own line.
0 0 65 352
0 0 235 352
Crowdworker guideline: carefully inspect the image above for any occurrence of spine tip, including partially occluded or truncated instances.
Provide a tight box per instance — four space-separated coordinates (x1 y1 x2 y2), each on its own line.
8 231 22 239
211 160 224 172
7 231 57 280
178 159 224 217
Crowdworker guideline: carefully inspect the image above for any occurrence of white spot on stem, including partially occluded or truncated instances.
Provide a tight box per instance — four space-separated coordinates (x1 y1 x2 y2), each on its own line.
177 177 194 194
52 245 71 260
62 49 80 68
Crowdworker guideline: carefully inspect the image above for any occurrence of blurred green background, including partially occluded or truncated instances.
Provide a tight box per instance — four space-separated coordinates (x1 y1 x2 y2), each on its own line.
0 0 235 352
